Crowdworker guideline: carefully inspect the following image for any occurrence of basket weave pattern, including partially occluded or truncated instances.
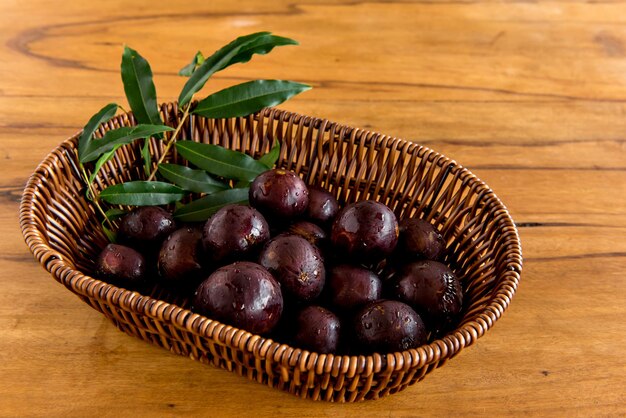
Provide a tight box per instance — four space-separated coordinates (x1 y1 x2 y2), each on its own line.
20 104 522 402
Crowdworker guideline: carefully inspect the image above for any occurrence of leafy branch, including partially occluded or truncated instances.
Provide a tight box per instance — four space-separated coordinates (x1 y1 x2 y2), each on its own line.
75 32 309 230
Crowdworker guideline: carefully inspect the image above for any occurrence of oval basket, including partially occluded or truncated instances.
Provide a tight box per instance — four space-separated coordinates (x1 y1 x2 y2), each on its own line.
19 103 522 402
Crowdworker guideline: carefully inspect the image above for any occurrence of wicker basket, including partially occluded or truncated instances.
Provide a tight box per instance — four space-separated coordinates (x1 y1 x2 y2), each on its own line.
19 103 522 402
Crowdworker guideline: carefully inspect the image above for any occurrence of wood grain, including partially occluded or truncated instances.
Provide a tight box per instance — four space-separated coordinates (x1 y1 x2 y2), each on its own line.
1 0 625 416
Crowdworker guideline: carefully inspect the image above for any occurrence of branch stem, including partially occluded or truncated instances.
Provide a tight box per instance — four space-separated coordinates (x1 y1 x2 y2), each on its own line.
80 167 114 230
147 104 191 181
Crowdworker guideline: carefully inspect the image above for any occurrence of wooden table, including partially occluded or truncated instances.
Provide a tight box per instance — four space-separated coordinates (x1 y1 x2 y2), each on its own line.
2 1 625 416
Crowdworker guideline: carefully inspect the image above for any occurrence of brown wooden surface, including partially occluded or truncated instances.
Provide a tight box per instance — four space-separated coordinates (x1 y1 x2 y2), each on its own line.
1 0 625 416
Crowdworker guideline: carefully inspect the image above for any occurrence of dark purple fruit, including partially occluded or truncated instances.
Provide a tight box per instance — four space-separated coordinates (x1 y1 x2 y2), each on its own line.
397 218 445 261
202 204 270 263
193 261 283 335
294 306 341 354
258 234 325 303
328 264 382 312
249 169 309 220
331 200 399 263
391 260 463 330
119 206 176 247
354 300 426 353
287 221 327 247
96 243 146 285
158 227 203 282
306 186 339 225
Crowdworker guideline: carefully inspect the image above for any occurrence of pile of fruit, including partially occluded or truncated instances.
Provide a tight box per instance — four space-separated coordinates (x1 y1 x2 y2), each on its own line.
96 168 463 355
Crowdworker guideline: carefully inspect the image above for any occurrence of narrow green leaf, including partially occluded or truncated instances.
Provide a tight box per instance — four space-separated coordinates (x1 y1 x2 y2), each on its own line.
78 103 118 160
176 140 267 182
104 208 128 221
228 34 298 67
121 46 162 129
81 124 174 163
258 140 280 168
158 163 229 194
100 181 185 206
178 51 204 77
178 54 197 77
88 145 121 185
141 139 152 176
102 223 117 243
173 188 249 222
102 208 125 242
177 32 270 107
192 80 311 118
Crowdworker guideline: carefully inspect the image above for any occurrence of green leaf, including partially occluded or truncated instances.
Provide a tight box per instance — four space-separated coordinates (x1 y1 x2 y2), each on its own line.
228 34 298 67
173 188 249 222
102 207 127 242
141 139 152 176
102 223 117 243
158 163 229 194
78 103 118 161
178 51 205 77
258 140 280 168
177 32 270 107
104 208 128 221
121 46 162 129
100 181 185 206
80 124 174 163
88 145 121 184
176 140 267 182
192 80 311 119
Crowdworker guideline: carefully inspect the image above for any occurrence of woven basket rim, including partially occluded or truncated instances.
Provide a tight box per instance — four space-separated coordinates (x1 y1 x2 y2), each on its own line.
19 106 523 377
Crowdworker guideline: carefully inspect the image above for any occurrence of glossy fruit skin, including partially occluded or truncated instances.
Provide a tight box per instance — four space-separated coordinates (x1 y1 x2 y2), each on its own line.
294 306 341 354
306 186 339 225
202 204 270 264
353 300 426 353
331 200 399 263
287 221 327 247
390 260 463 330
328 264 382 312
158 227 204 282
249 169 309 220
192 261 283 335
397 218 446 261
119 206 176 247
258 234 325 303
96 243 146 285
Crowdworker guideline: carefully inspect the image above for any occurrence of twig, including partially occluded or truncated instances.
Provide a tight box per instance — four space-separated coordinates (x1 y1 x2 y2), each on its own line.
80 167 115 230
147 104 191 181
